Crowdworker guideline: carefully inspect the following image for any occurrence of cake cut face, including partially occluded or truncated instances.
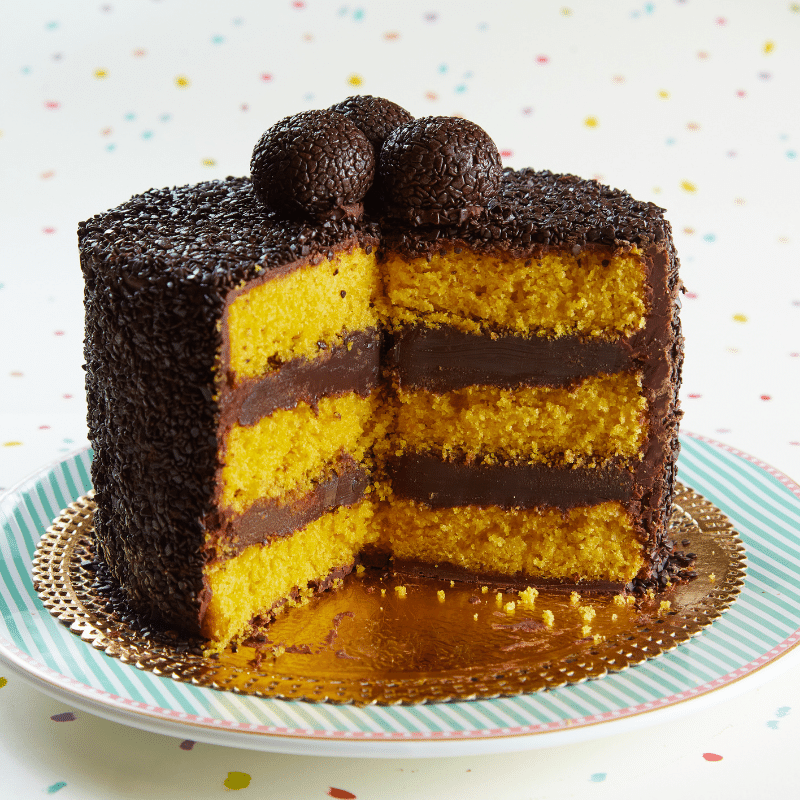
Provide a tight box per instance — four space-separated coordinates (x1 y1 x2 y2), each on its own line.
79 100 683 654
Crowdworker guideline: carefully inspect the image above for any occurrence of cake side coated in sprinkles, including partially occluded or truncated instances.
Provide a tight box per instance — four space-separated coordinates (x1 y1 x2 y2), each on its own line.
80 178 380 636
79 97 685 651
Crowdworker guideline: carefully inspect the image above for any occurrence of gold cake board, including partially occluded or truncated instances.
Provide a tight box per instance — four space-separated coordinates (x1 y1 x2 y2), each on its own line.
33 483 746 705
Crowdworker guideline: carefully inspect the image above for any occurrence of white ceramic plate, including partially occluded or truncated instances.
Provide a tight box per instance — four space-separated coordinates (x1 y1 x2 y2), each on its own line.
2 433 800 757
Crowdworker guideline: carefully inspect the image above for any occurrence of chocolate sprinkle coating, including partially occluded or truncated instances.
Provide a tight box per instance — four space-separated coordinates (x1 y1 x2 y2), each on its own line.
328 95 414 150
250 110 376 220
378 116 503 225
79 162 681 639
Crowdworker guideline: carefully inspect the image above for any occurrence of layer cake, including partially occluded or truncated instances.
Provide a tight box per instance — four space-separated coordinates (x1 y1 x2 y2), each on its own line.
79 98 683 652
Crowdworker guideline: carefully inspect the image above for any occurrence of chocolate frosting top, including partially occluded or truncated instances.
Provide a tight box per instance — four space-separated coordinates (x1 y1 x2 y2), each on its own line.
79 168 673 283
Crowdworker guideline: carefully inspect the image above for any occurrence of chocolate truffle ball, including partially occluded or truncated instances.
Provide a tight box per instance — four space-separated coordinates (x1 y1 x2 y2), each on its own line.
250 110 376 220
328 95 414 150
378 116 503 225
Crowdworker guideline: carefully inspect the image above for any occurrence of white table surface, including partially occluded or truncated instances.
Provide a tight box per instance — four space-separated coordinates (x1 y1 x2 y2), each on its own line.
1 0 798 796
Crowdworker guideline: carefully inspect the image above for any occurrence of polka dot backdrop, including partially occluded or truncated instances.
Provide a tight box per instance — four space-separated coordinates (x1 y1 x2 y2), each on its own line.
1 1 799 797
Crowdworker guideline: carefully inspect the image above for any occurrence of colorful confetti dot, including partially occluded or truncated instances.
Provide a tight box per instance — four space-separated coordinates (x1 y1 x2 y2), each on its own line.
681 180 697 193
733 313 748 323
347 74 364 86
328 790 357 800
50 712 76 722
46 783 67 795
761 395 772 401
776 707 791 717
658 90 670 99
44 101 60 110
3 442 22 448
175 75 191 88
94 69 108 79
584 116 599 128
561 7 572 15
261 73 272 81
536 55 550 64
764 41 775 54
703 753 723 762
384 31 400 40
202 158 216 166
590 773 607 782
0 677 7 688
223 772 251 790
179 739 195 750
132 48 146 57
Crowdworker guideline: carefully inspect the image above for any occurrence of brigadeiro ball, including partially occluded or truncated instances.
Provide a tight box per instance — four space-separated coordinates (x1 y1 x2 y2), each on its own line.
328 95 414 150
250 109 376 220
378 116 503 225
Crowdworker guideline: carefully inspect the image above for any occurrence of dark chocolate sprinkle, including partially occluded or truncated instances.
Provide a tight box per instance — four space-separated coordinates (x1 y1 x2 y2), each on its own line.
250 110 376 221
378 116 503 226
328 95 414 150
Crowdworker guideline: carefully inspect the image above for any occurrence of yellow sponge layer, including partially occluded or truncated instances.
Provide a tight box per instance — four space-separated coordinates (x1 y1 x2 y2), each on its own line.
394 372 647 465
202 501 376 652
226 247 385 383
383 248 646 338
375 499 643 583
220 392 383 516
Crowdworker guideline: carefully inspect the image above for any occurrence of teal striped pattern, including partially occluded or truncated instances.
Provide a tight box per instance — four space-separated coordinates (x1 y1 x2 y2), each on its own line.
1 436 799 741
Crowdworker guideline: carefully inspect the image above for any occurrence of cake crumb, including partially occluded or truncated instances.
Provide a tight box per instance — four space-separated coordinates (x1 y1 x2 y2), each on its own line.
708 573 716 583
437 589 446 602
581 624 592 637
380 588 386 597
519 587 538 607
271 645 285 659
569 591 581 606
481 586 489 594
626 595 636 606
495 592 503 606
333 578 344 590
578 605 596 624
612 613 618 622
394 585 407 598
450 580 455 587
645 588 655 600
356 564 365 575
593 634 605 644
504 601 516 615
542 610 555 628
659 600 672 613
613 594 626 607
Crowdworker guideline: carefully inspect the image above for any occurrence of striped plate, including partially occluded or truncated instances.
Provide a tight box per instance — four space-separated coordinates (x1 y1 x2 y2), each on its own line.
1 434 799 757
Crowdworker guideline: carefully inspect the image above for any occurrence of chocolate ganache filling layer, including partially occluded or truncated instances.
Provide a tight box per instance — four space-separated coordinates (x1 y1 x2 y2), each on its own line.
220 328 381 429
388 452 636 510
390 325 637 392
